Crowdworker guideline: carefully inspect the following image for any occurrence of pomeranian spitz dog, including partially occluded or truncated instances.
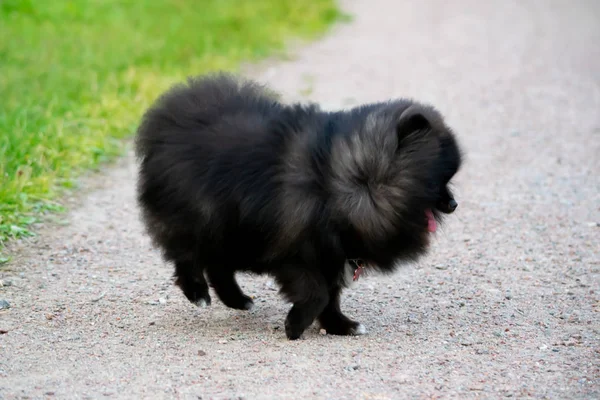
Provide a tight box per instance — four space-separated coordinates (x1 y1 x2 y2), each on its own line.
134 73 463 340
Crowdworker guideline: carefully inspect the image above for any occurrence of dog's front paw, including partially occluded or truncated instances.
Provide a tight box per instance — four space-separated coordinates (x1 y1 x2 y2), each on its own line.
350 323 367 335
194 295 212 308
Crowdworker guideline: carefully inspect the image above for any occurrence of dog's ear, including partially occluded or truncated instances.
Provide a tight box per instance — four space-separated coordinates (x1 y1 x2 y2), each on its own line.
396 105 431 135
394 103 445 141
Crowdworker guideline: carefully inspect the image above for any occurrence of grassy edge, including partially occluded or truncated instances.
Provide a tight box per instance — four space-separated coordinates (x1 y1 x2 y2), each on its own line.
0 8 353 265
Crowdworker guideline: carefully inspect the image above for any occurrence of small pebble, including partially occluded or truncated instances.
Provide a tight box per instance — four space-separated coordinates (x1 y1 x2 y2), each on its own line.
0 299 10 310
319 329 326 335
158 297 167 305
198 350 207 356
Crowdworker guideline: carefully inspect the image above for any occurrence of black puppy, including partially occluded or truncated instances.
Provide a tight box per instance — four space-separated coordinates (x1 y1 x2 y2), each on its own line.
134 73 463 340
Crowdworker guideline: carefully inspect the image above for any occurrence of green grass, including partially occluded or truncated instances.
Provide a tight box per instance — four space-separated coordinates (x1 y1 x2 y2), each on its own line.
0 0 343 261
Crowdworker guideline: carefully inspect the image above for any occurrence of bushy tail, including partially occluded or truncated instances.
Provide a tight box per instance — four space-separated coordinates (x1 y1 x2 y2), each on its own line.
134 72 278 160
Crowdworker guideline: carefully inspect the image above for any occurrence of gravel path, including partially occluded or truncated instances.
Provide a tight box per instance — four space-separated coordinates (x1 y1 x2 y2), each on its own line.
2 0 599 398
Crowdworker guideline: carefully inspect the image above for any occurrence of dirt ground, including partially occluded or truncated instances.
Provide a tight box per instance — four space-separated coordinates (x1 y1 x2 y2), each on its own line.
1 0 599 398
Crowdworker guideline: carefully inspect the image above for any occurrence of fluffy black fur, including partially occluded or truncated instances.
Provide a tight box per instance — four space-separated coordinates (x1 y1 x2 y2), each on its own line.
134 73 463 340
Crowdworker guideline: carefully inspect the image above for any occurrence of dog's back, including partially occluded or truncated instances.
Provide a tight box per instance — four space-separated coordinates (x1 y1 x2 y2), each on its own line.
135 73 280 161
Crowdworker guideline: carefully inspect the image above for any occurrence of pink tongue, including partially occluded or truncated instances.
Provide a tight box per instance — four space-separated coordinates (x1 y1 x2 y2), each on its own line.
425 209 437 233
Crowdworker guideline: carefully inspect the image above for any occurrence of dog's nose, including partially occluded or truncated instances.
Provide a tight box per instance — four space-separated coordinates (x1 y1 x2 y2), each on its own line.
447 199 458 213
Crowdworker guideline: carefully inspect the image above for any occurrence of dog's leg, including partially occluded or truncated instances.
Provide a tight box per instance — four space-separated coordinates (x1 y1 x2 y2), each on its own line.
174 259 211 307
274 265 329 340
318 284 366 336
205 267 254 310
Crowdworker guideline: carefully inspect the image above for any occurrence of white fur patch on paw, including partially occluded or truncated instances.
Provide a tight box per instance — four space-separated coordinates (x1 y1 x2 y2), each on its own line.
352 324 367 335
195 299 209 308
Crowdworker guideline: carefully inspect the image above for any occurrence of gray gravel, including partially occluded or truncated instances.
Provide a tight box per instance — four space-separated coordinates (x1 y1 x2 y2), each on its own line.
1 0 599 398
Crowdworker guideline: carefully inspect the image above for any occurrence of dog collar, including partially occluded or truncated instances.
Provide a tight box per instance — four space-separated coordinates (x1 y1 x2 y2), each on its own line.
348 259 367 281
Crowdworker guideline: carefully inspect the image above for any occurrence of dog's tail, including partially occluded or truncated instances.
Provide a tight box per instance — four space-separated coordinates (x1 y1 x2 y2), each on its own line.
134 72 278 160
